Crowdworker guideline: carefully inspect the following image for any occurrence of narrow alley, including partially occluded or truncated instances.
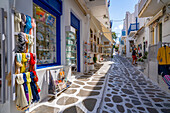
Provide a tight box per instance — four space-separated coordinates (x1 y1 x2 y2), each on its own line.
29 55 170 113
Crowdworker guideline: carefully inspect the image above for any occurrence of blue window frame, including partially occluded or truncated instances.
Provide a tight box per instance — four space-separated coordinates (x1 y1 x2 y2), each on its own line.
33 0 62 69
71 12 80 72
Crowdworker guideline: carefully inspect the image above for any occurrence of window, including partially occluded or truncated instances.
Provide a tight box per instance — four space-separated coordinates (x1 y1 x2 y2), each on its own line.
33 4 57 65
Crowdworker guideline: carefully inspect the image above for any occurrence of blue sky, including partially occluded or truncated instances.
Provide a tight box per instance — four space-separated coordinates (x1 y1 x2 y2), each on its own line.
109 0 138 43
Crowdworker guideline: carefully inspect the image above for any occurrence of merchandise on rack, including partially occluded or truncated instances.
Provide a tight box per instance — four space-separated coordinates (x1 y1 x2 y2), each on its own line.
48 67 72 96
14 12 40 111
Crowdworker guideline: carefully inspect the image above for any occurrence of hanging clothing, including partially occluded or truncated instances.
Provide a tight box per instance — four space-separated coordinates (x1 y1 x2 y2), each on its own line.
33 71 41 93
15 53 23 74
26 72 32 105
157 46 170 65
21 53 27 73
30 72 40 102
30 53 35 71
24 15 32 34
25 53 30 72
20 13 26 32
29 18 36 35
16 33 26 53
14 13 22 32
23 73 29 103
157 46 170 75
15 74 29 111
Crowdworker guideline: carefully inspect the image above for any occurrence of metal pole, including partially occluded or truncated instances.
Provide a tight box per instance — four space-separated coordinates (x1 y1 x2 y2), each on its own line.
0 8 6 104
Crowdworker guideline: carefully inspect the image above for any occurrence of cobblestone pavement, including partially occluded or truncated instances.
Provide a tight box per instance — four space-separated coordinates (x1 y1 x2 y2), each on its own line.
100 55 170 113
30 62 113 113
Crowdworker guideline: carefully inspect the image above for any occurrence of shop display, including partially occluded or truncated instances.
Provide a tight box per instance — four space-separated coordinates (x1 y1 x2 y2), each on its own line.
48 68 72 95
66 29 77 66
14 12 40 111
157 45 170 89
33 4 57 65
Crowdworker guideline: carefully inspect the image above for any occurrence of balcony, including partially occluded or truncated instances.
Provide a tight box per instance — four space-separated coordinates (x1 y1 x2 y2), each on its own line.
138 0 169 18
128 23 139 37
121 30 126 38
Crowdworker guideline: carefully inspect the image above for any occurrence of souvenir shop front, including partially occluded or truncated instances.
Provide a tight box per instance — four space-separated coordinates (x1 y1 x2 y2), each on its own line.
0 0 73 113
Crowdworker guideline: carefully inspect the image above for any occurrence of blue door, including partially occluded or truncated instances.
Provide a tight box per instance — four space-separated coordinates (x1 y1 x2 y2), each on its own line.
71 12 80 72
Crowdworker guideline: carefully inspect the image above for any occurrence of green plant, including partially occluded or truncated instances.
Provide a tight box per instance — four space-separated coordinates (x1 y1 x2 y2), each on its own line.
138 58 144 62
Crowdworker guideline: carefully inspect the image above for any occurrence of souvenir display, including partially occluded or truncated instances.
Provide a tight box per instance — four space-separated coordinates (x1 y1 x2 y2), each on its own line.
33 4 57 65
14 12 40 111
66 31 77 65
48 68 72 95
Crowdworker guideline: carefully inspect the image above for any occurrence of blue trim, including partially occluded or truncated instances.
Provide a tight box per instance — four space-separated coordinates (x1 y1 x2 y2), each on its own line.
71 12 80 72
36 63 58 69
33 0 62 69
33 0 62 16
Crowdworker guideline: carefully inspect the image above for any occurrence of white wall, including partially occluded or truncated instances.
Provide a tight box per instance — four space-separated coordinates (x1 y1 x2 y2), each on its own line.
61 0 89 72
162 16 170 42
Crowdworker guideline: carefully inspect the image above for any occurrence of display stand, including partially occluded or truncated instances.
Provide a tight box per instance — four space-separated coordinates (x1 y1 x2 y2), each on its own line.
65 26 77 72
48 66 72 96
11 9 36 101
83 42 91 73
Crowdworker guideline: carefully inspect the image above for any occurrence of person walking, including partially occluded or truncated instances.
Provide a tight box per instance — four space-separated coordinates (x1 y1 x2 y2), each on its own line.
132 48 137 65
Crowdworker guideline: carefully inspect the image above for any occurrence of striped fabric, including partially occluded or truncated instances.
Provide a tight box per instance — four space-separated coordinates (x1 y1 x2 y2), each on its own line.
162 75 170 89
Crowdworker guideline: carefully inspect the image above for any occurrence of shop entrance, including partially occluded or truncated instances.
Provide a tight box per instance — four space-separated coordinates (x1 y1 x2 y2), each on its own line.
71 12 80 72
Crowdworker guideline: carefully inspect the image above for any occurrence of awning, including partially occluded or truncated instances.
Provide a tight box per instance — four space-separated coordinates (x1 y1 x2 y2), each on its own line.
91 15 114 43
146 9 163 27
100 23 113 43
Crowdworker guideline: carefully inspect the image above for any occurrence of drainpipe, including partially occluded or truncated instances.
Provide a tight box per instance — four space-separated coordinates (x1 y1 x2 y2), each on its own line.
136 17 138 30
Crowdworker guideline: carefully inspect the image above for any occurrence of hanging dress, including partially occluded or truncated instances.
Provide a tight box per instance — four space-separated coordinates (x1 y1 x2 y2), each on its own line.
16 74 29 111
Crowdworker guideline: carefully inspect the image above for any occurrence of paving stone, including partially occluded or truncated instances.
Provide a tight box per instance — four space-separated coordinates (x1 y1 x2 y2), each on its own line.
105 97 111 102
56 96 78 105
144 89 161 92
152 98 164 102
108 84 114 88
155 104 163 107
74 81 85 85
161 109 170 113
106 94 112 97
30 105 59 113
63 89 77 94
111 91 118 94
144 103 153 107
117 105 125 112
77 89 100 97
102 110 108 113
83 86 102 90
106 103 114 107
127 109 132 113
125 98 130 102
112 95 123 103
112 88 119 91
82 98 97 111
63 106 84 113
70 84 80 88
121 89 134 95
132 100 141 105
163 103 170 107
87 82 103 85
110 109 116 113
121 94 127 97
147 108 159 113
137 107 145 111
125 103 133 108
132 109 137 113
